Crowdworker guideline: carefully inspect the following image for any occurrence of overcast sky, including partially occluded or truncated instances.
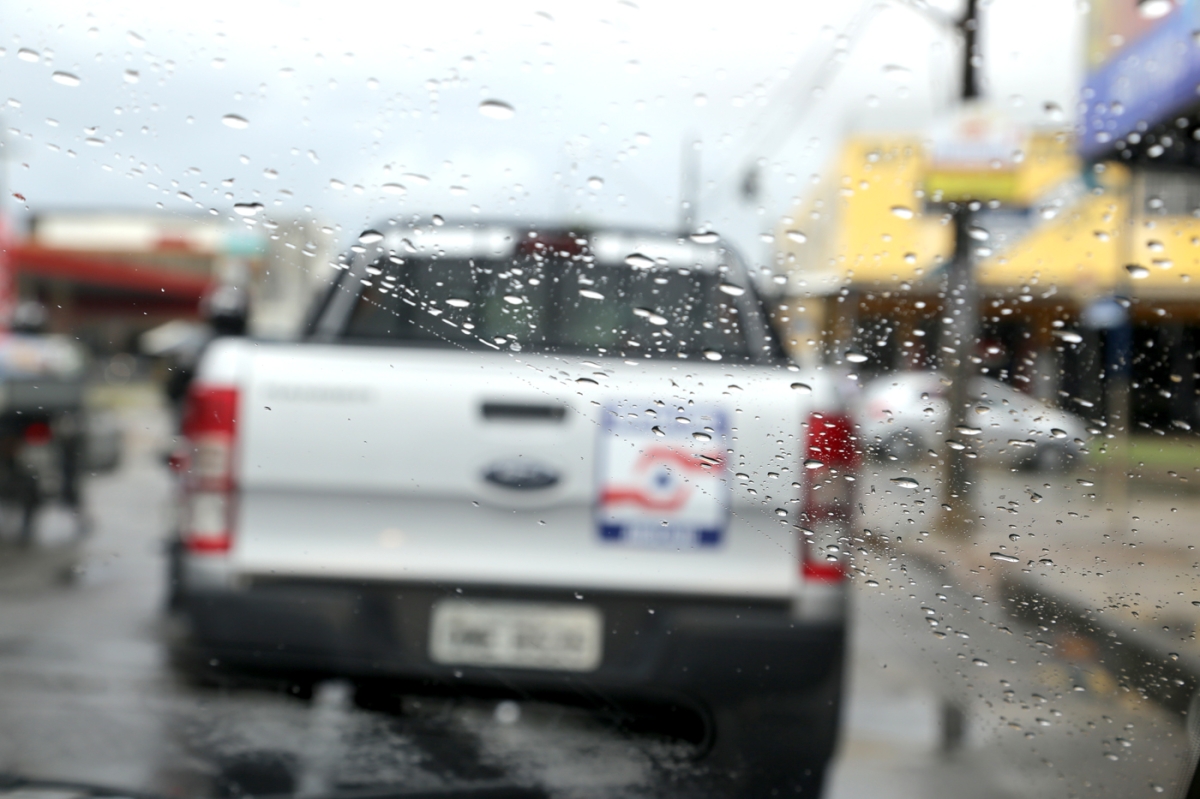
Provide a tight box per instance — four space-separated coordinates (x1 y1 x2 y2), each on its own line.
0 0 1083 269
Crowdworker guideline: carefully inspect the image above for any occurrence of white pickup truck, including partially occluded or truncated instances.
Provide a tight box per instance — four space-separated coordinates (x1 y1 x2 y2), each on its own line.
170 222 859 796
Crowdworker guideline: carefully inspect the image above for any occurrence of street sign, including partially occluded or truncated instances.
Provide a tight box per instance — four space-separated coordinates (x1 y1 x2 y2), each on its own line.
926 106 1028 205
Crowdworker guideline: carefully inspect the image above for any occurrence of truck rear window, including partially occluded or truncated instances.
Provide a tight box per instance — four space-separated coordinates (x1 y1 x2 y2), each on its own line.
339 256 754 361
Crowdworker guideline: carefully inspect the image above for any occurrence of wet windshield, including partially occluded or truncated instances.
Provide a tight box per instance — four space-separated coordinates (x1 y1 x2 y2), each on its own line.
2 1 1200 798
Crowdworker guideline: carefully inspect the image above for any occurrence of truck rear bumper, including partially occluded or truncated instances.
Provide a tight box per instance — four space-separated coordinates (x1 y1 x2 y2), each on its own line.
178 578 845 712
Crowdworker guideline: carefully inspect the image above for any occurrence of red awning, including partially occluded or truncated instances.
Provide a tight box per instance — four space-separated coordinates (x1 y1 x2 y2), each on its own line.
9 245 212 300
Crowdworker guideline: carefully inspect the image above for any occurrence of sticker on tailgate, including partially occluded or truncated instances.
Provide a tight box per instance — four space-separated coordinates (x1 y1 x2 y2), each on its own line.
596 406 730 548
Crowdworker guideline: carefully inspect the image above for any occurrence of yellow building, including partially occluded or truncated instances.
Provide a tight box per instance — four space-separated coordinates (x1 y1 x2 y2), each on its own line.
775 130 1200 428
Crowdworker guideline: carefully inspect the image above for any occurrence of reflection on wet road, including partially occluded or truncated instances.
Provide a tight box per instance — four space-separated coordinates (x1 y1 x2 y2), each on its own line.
0 405 1191 798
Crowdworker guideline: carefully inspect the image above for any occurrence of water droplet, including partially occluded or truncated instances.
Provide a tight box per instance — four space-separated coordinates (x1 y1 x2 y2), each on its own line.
955 425 982 436
890 476 919 489
651 426 665 437
478 99 515 120
432 215 445 226
329 179 346 190
689 231 719 244
883 64 911 81
702 350 722 361
972 658 989 667
222 114 249 129
575 376 598 385
263 168 278 180
177 191 193 202
624 252 655 269
51 72 80 87
845 350 868 364
1126 264 1150 279
233 202 263 217
1077 478 1095 487
123 70 139 84
990 552 1020 563
1009 533 1021 541
804 459 824 470
890 205 914 220
865 579 880 587
693 93 708 106
503 295 525 305
381 183 406 195
1138 0 1173 19
1056 330 1083 344
578 288 604 300
775 508 788 518
785 230 807 243
1029 492 1043 503
587 176 604 190
127 30 146 47
1035 717 1051 726
1104 752 1120 761
16 48 39 63
495 700 520 725
356 230 384 246
790 382 812 394
718 282 745 296
445 298 470 308
967 225 990 241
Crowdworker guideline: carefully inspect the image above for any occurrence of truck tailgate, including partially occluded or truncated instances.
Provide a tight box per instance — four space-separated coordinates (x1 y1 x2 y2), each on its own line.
230 344 813 598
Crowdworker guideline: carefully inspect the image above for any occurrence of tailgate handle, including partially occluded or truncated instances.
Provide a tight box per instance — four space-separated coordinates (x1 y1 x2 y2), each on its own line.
481 402 566 422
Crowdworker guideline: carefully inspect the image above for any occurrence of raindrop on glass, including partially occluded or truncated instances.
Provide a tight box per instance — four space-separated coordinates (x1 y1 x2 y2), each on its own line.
51 72 81 87
358 229 384 244
890 205 914 220
478 99 515 120
222 114 249 129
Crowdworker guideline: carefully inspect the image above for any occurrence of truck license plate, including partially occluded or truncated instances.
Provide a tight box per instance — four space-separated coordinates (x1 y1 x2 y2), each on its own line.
428 600 603 672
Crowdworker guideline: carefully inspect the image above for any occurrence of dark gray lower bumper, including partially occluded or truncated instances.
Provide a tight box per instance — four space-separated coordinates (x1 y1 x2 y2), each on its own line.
179 579 844 715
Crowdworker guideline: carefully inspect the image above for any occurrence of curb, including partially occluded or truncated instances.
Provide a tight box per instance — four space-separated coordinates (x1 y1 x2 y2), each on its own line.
998 570 1198 714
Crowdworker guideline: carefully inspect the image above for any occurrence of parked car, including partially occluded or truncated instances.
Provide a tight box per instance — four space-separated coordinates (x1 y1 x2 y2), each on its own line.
857 371 1090 469
168 222 860 796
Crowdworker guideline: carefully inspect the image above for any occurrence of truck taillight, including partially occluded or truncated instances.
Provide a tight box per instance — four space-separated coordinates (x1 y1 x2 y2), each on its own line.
180 385 238 554
799 412 859 582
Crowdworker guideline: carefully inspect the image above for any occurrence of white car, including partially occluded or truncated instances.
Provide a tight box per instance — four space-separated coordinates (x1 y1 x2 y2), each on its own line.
169 222 860 797
857 372 1089 469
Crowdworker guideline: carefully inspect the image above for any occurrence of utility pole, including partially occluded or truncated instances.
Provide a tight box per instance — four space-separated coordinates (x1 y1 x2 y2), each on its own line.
679 136 700 234
938 0 981 535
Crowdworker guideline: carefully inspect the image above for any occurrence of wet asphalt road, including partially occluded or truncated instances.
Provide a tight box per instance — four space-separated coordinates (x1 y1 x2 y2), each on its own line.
0 405 1193 799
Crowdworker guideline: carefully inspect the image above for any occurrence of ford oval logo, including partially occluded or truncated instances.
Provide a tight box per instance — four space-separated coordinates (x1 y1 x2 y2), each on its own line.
483 459 560 490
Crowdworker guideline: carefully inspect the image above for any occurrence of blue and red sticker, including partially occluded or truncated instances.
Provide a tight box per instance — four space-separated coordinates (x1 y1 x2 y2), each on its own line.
595 407 730 549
